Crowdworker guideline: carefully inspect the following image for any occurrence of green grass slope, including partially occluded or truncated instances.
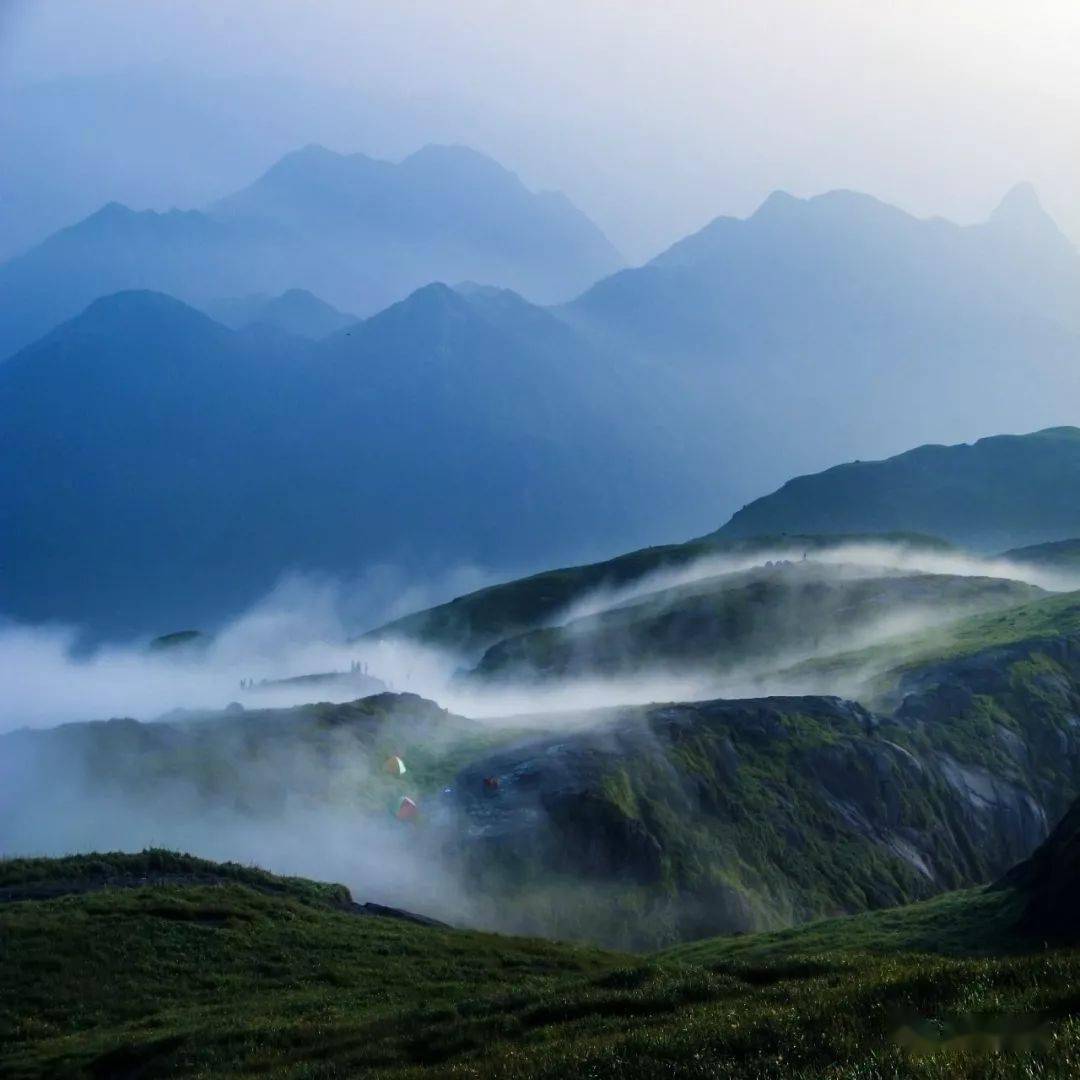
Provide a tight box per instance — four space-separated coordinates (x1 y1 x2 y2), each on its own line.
11 607 1080 951
469 564 1040 681
5 852 1080 1078
367 532 951 658
783 587 1080 703
0 852 616 1078
1002 537 1080 572
666 886 1024 966
717 426 1080 551
1 692 522 828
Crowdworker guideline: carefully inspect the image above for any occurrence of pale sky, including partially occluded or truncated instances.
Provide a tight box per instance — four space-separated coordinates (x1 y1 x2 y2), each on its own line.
2 0 1079 260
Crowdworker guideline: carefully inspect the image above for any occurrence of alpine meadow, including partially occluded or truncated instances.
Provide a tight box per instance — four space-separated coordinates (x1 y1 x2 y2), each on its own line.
6 3 1080 1077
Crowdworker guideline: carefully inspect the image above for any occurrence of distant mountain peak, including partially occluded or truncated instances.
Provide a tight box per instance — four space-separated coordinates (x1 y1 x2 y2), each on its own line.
11 290 230 361
399 143 517 185
90 200 135 219
809 188 898 213
293 143 340 160
993 182 1043 219
403 143 503 167
78 288 208 322
752 190 801 218
201 288 355 338
73 201 141 235
366 281 468 325
988 182 1064 239
749 188 912 230
409 280 457 301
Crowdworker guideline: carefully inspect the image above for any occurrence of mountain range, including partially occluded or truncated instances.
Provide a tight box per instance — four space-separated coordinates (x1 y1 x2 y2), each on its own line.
565 182 1080 484
5 154 1080 637
0 143 623 359
202 288 356 339
0 287 714 637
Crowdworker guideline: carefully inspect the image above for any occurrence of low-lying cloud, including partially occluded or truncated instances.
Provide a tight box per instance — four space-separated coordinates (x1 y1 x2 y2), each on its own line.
2 541 1076 734
3 539 1077 931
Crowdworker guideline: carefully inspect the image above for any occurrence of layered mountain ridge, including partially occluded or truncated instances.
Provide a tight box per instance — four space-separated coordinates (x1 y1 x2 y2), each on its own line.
0 143 623 359
6 173 1080 637
0 286 714 637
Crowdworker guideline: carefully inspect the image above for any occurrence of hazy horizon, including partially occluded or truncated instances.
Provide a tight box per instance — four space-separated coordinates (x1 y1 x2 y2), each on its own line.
3 0 1079 263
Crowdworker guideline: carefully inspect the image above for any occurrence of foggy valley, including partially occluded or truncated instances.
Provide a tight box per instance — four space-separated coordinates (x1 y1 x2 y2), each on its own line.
6 3 1080 1077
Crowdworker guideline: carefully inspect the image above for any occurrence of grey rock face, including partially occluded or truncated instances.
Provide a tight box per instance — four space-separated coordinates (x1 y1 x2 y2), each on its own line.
442 635 1080 943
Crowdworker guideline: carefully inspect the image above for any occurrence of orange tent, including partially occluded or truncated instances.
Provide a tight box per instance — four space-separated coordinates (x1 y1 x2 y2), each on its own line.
383 755 407 777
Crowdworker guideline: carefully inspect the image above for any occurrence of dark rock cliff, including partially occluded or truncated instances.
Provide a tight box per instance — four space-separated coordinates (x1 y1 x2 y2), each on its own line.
445 634 1080 946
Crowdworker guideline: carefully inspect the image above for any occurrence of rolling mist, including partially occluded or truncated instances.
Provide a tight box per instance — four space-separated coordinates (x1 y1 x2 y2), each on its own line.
3 538 1076 935
4 539 1074 734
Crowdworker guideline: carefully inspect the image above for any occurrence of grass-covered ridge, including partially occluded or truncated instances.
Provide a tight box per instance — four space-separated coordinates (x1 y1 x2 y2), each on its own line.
457 600 1080 947
0 849 353 908
5 851 1080 1078
11 609 1080 950
367 531 954 657
717 425 1080 550
442 658 1080 948
468 563 1040 681
665 886 1025 966
1 692 525 824
1002 537 1080 572
784 587 1080 702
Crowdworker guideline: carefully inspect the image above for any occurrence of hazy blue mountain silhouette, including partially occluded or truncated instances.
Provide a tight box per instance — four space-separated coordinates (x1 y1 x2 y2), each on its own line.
572 184 1080 350
212 144 621 306
7 182 1080 637
0 287 711 639
562 183 1080 486
0 144 622 359
716 427 1080 551
202 288 357 338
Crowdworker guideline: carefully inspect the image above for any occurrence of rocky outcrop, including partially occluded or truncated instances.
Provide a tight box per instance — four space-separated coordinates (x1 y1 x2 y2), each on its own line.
443 634 1080 946
10 635 1080 950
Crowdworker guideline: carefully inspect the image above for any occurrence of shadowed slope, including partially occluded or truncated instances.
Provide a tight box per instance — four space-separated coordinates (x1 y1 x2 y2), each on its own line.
717 428 1080 551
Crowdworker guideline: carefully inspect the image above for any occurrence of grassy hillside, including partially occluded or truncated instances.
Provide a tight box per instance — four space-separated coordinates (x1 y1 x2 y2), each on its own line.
717 427 1080 551
469 564 1040 681
11 605 1080 950
446 655 1080 948
4 852 1080 1078
666 886 1024 966
0 852 616 1078
670 780 1080 962
369 532 954 657
783 587 1080 702
1 692 519 825
1002 537 1080 572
